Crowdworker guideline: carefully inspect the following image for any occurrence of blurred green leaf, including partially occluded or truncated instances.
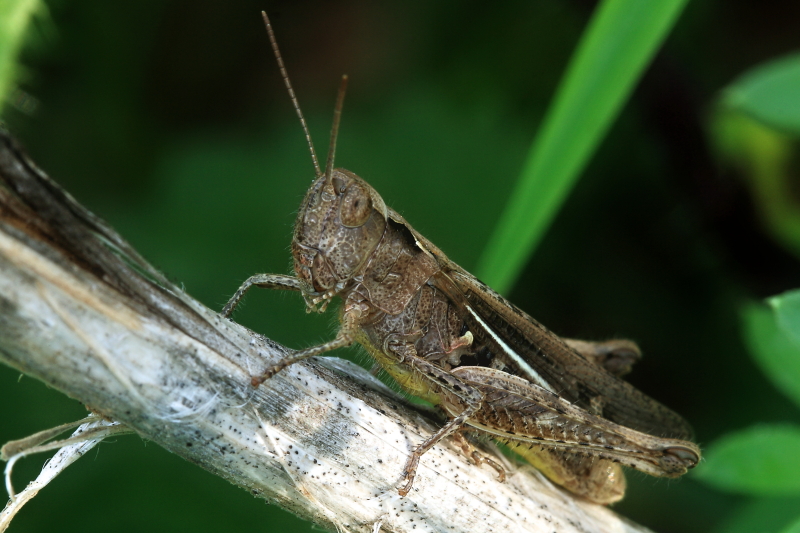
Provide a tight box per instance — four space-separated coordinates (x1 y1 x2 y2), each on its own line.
742 301 800 408
694 424 800 496
476 0 689 293
781 515 800 533
0 0 44 114
711 53 800 261
712 497 800 533
770 290 800 348
709 110 800 260
722 52 800 136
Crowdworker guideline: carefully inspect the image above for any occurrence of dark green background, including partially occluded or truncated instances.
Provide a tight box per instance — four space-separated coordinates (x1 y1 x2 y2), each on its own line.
2 1 800 532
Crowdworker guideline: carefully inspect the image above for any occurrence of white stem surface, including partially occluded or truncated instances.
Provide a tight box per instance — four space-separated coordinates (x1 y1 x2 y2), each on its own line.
0 131 653 533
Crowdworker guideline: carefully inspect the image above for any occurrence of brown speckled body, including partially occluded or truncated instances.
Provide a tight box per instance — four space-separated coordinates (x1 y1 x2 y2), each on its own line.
225 164 700 503
220 11 703 504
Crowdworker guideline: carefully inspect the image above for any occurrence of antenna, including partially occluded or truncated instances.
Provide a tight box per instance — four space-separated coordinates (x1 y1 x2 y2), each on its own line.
324 75 348 181
261 11 321 177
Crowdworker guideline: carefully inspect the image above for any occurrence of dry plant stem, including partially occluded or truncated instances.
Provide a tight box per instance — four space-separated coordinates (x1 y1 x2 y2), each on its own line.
1 415 98 460
0 129 653 533
1 417 126 530
2 414 121 499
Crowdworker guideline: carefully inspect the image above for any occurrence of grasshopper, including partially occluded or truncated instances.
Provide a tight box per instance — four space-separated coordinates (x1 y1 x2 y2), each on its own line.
222 12 700 504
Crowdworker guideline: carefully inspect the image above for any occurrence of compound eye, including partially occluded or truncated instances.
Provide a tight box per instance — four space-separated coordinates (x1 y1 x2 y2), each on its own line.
339 182 372 227
332 175 346 193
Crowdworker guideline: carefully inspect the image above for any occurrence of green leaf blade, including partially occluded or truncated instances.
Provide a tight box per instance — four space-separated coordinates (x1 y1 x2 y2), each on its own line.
714 498 800 533
743 301 800 409
476 0 689 293
694 424 800 496
781 515 800 533
723 52 800 136
770 289 800 348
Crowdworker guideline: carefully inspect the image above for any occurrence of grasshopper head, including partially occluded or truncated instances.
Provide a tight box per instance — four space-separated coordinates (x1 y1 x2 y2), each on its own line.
260 40 380 300
292 168 388 296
